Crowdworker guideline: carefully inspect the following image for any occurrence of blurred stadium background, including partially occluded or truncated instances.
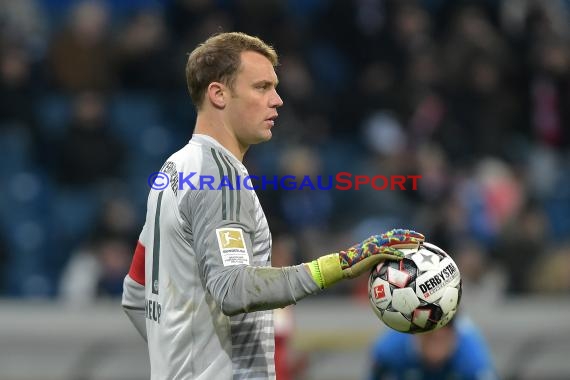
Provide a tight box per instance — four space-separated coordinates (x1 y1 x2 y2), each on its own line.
0 0 569 379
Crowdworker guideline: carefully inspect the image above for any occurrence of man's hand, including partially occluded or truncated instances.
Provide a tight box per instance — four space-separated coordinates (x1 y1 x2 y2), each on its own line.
307 229 425 289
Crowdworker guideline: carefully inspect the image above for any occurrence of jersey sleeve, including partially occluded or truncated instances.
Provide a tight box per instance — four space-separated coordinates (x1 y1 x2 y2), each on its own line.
184 177 320 316
121 234 148 341
122 274 147 341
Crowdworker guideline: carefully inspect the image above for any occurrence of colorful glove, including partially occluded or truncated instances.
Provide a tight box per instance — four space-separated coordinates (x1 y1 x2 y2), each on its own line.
307 229 425 289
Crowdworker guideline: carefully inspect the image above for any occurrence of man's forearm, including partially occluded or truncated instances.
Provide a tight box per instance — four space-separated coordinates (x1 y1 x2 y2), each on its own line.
211 264 321 316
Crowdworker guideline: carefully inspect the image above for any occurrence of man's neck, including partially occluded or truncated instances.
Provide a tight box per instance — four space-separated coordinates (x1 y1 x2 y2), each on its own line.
194 114 247 162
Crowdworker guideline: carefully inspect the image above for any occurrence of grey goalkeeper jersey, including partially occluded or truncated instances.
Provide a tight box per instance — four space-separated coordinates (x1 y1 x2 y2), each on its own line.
122 134 320 380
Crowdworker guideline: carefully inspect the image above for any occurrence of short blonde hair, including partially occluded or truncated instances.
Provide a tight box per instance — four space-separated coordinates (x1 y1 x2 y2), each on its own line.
185 32 278 110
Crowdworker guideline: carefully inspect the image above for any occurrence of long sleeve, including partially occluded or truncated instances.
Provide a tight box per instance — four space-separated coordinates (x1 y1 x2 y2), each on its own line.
122 274 147 341
122 240 147 341
212 263 320 316
182 147 321 316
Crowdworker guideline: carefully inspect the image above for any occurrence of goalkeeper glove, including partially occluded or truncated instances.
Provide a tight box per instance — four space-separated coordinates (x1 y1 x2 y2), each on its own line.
307 229 425 289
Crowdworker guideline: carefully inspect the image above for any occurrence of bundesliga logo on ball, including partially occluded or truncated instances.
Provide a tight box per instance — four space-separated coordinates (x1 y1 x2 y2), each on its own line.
368 242 462 333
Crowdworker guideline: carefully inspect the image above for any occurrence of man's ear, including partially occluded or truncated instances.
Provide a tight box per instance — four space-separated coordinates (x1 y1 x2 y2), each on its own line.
207 82 226 109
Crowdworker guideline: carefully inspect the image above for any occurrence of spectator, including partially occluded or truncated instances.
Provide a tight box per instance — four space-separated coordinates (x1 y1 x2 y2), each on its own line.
47 0 114 92
55 91 124 186
59 236 132 304
0 45 38 133
114 9 179 91
91 197 138 243
497 199 549 294
369 316 498 380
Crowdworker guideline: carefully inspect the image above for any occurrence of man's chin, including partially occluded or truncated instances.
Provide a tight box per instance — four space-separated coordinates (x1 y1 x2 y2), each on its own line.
263 130 273 141
253 131 273 144
241 131 273 148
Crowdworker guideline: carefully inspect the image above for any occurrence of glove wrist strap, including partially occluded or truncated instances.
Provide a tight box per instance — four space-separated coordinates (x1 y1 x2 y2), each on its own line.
308 253 344 289
307 260 325 289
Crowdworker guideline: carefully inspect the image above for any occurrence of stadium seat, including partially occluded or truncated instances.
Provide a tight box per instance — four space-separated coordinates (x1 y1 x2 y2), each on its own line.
109 93 163 147
0 170 56 296
0 127 34 175
35 93 72 139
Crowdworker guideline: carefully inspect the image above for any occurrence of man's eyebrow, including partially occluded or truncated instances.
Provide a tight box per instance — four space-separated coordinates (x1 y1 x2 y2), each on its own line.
253 79 279 87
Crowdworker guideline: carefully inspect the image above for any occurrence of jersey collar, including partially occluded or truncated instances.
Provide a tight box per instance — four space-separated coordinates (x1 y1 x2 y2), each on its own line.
190 134 247 171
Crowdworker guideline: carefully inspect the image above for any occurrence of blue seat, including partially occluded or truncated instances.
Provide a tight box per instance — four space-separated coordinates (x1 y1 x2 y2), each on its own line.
35 93 72 139
0 127 34 175
0 170 57 297
49 187 100 250
109 93 163 147
0 170 50 227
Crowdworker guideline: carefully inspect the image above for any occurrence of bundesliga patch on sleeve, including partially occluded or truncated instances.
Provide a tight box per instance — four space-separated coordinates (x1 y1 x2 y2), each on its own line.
215 228 250 266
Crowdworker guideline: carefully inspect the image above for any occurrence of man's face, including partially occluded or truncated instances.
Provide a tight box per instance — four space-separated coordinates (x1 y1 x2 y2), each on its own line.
225 51 283 148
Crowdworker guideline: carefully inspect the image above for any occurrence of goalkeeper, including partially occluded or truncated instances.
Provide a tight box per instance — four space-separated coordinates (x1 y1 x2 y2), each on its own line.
121 31 424 380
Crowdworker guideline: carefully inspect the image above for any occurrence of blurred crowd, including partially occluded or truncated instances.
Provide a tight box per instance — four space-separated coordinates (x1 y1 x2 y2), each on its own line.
0 0 569 301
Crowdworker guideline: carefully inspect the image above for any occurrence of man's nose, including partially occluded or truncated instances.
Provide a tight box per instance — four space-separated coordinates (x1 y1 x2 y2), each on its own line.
270 90 283 108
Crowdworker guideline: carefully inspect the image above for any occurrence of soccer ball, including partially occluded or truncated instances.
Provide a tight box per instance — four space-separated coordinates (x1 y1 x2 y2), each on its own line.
368 242 462 333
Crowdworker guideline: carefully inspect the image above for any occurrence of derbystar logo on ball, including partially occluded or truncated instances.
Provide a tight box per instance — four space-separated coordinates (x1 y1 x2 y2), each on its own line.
417 260 459 300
